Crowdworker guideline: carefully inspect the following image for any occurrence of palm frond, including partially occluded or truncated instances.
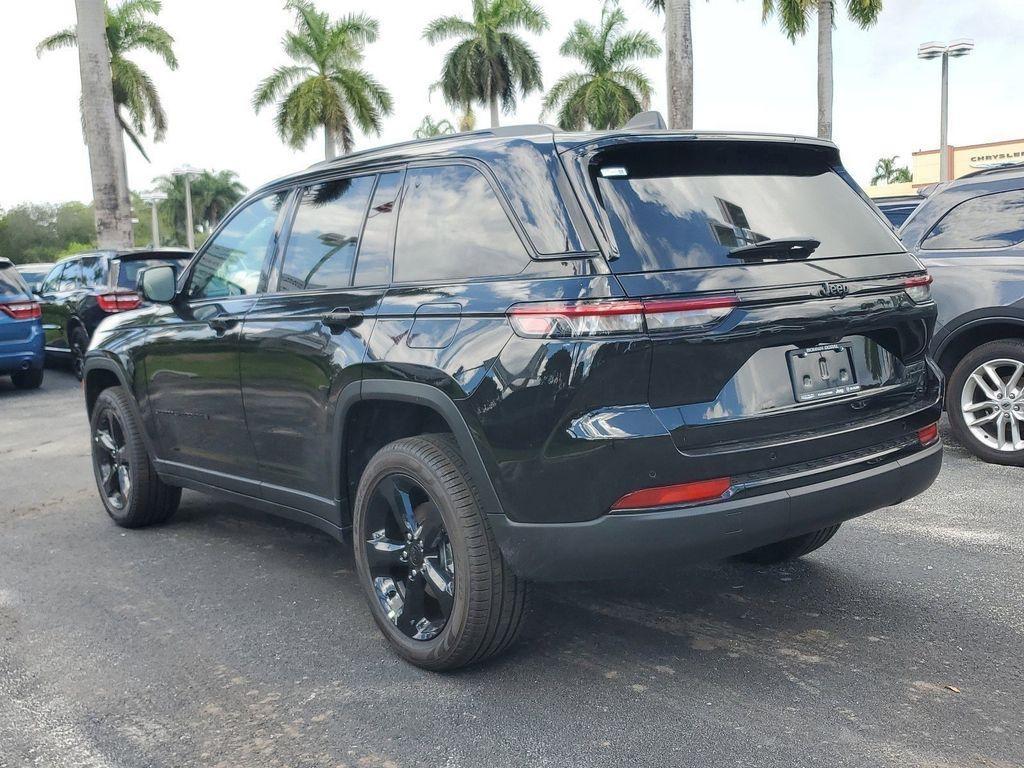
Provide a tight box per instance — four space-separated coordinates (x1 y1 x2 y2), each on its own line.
35 28 77 57
845 0 883 28
423 15 476 44
252 65 310 111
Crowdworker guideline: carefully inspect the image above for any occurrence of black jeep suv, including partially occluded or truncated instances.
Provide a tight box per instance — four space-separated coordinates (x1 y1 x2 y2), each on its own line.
899 165 1024 465
83 123 943 670
36 248 193 378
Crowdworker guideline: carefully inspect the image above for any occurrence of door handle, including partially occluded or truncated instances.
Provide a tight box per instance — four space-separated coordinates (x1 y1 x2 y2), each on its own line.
321 308 363 333
208 317 239 335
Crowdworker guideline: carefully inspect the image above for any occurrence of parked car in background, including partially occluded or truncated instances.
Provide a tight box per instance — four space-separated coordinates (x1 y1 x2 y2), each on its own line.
0 258 45 389
35 248 193 379
875 194 925 229
82 123 942 670
15 262 55 293
900 164 1024 465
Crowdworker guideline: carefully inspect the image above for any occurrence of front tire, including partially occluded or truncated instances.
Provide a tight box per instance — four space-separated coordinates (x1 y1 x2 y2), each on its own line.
90 386 181 528
735 524 841 564
353 434 527 671
947 339 1024 466
11 367 44 390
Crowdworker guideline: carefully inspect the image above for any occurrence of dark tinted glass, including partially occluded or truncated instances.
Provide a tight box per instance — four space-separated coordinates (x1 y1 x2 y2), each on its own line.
923 189 1024 250
0 264 30 297
394 165 529 283
80 257 106 286
279 176 374 292
353 171 404 286
58 260 83 290
116 257 191 288
593 143 901 273
189 192 286 299
40 263 64 293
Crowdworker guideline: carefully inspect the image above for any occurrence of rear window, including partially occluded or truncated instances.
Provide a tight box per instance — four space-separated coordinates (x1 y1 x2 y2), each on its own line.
116 256 191 288
0 264 30 297
592 142 901 273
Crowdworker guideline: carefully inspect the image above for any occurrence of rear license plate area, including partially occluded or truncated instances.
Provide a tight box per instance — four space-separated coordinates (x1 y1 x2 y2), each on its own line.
787 344 861 403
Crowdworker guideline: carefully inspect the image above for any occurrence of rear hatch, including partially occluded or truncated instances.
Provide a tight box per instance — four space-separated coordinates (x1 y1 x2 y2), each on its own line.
113 251 193 290
569 137 939 469
0 262 40 347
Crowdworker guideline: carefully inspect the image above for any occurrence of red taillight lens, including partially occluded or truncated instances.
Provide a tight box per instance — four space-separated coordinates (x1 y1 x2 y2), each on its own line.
917 422 939 446
0 300 41 320
611 477 732 511
508 295 738 339
96 292 142 312
904 273 933 303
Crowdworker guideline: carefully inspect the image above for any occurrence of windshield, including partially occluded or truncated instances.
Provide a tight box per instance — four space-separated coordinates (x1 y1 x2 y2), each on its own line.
592 142 901 273
116 256 191 288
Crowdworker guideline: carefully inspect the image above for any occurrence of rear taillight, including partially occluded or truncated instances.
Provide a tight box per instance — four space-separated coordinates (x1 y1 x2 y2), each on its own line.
0 300 41 320
508 296 738 339
904 274 933 303
96 292 142 312
917 422 939 446
612 477 732 511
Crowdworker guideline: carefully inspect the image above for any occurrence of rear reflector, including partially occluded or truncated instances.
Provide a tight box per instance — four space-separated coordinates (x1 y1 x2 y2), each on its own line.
917 422 939 446
508 296 738 339
611 477 732 511
97 292 142 312
904 273 933 303
0 300 41 320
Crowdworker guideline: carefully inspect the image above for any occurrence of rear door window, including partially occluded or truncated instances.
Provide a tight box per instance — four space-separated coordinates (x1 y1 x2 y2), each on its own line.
353 171 404 287
592 142 901 273
922 189 1024 250
394 165 529 283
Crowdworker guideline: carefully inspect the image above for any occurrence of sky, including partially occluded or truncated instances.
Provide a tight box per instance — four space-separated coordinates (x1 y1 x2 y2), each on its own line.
1 0 1022 208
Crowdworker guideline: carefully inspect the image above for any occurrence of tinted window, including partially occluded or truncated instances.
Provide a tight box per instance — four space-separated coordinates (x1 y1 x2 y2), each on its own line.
40 263 64 293
354 171 404 286
81 257 106 287
116 257 191 288
922 189 1024 250
593 142 901 273
279 176 374 292
0 264 30 297
394 165 529 283
188 193 286 300
58 260 83 290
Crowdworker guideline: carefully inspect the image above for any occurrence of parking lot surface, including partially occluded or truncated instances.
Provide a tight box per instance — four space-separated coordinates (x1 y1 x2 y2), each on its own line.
1 370 1021 768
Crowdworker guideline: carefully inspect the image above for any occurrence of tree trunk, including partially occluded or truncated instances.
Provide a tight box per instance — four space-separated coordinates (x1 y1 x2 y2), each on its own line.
324 124 337 160
817 0 834 140
75 0 132 248
665 0 694 130
489 97 500 129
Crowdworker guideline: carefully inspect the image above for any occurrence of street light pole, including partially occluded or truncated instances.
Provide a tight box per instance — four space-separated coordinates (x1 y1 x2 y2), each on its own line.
918 39 974 183
141 191 167 247
172 164 201 250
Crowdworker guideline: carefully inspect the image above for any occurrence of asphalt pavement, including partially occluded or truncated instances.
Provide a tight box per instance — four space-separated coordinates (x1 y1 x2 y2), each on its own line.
1 369 1021 768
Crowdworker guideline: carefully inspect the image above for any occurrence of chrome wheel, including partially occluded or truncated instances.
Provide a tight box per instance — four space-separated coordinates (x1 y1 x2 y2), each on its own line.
363 474 455 641
960 358 1024 452
93 410 132 509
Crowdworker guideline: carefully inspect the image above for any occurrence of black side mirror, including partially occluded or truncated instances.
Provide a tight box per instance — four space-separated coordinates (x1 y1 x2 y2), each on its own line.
139 264 177 303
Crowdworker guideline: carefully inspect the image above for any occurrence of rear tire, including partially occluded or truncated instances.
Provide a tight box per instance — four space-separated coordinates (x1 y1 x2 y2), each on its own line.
11 367 43 390
946 339 1024 466
70 326 89 382
353 434 527 671
90 386 181 528
735 524 841 565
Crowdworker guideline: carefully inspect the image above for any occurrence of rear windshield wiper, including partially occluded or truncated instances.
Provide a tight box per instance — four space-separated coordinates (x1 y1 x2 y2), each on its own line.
727 237 821 261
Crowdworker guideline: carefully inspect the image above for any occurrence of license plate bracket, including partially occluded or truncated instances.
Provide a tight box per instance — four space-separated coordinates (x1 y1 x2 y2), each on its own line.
787 344 861 403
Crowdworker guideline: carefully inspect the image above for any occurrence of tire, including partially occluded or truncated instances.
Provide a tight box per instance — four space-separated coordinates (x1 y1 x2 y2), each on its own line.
11 367 44 390
735 524 841 565
353 434 527 671
90 386 181 528
946 338 1024 466
70 325 89 381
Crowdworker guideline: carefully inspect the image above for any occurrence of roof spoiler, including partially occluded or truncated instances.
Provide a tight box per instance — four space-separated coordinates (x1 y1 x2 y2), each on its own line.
624 111 667 130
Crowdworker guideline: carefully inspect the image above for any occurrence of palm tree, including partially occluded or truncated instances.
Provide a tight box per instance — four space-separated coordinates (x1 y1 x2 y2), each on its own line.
424 0 548 129
644 0 693 129
154 170 246 245
38 0 178 161
414 115 457 139
543 2 660 131
871 155 911 185
761 0 883 140
72 0 133 247
253 0 393 159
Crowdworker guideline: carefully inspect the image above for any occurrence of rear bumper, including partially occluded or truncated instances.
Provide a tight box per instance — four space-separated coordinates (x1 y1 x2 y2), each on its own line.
489 440 942 581
0 333 45 374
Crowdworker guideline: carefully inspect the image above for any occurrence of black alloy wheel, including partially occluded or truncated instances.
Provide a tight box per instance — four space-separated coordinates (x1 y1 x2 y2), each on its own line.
70 326 89 381
93 408 133 511
363 473 456 641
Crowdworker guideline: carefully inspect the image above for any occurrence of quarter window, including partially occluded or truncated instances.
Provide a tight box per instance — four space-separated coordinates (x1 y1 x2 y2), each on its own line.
188 192 287 300
278 176 374 292
923 189 1024 250
394 165 529 283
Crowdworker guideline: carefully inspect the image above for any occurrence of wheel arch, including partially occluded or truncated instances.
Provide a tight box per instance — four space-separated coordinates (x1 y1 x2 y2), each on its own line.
83 357 159 460
934 314 1024 379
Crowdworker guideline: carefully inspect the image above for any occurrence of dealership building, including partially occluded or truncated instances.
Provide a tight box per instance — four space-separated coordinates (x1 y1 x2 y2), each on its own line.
865 137 1024 199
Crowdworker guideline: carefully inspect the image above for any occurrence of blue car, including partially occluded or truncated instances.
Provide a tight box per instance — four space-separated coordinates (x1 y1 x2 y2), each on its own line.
0 258 45 389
